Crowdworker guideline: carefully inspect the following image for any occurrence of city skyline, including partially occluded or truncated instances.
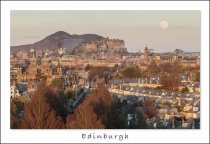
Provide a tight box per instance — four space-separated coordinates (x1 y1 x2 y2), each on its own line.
10 9 201 131
11 10 200 53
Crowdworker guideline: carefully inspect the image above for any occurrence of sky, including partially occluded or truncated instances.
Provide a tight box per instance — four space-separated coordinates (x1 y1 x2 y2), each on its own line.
10 10 200 52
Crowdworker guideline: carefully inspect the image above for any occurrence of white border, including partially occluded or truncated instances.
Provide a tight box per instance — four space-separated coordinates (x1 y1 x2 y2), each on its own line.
1 1 209 143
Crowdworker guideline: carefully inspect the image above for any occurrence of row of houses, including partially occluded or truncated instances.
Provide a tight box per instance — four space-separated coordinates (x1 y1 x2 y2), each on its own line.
107 81 200 120
108 75 200 92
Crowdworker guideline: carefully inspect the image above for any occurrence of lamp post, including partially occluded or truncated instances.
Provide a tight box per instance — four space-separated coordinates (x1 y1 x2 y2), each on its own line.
172 112 175 129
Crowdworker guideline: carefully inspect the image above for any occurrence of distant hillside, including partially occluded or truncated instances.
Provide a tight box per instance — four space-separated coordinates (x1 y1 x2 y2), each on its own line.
11 31 105 54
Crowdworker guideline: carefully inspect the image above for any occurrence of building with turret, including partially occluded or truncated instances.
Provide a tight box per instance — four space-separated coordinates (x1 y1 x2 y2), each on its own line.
16 59 37 82
144 46 149 62
76 38 127 55
40 59 52 77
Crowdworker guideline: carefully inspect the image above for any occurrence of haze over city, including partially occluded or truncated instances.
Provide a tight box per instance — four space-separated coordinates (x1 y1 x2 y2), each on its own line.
11 10 200 52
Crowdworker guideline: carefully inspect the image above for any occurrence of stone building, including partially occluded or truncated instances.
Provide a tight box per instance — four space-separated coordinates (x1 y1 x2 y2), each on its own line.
28 59 37 79
76 38 127 54
55 66 63 76
16 59 37 82
40 59 52 77
10 85 21 98
17 68 28 82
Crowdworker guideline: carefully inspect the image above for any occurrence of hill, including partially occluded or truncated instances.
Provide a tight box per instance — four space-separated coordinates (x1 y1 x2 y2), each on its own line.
11 31 105 54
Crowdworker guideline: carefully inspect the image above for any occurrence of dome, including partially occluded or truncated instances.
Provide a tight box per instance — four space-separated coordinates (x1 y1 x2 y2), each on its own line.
30 48 34 52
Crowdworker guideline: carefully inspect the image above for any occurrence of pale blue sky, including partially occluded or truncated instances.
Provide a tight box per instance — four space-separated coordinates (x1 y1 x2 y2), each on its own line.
11 10 200 52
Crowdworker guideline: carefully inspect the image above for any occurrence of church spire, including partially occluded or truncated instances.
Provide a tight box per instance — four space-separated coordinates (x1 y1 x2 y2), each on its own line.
144 43 149 61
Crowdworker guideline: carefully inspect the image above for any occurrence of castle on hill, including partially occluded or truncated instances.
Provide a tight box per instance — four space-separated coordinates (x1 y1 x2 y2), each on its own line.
74 37 127 55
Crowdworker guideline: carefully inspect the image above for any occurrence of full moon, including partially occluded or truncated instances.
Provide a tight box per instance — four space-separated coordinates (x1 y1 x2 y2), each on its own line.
160 20 169 29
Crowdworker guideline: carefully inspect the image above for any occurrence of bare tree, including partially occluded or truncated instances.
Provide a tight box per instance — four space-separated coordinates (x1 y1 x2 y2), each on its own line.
66 102 104 129
11 115 21 129
160 72 180 91
20 86 65 129
119 66 141 78
147 60 161 76
88 66 109 82
86 83 114 128
144 99 157 119
87 83 113 107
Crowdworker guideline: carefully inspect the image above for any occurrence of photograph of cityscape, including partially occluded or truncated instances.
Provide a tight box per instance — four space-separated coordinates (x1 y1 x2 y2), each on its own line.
10 10 200 129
